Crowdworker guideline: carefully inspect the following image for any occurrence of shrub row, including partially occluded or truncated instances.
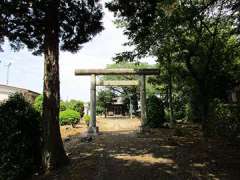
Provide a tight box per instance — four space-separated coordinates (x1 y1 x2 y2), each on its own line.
34 95 84 126
59 109 80 125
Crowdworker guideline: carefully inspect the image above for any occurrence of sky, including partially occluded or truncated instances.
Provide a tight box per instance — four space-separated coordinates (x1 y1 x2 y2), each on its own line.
0 3 155 102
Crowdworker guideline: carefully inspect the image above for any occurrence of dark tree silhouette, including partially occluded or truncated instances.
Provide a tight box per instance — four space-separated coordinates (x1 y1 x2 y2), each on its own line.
0 0 103 171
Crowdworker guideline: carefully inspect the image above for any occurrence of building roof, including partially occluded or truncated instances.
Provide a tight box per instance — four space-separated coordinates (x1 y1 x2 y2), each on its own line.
0 84 40 102
0 84 39 95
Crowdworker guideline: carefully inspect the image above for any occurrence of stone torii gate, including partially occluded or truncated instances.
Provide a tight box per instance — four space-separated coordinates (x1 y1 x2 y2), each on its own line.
75 68 160 134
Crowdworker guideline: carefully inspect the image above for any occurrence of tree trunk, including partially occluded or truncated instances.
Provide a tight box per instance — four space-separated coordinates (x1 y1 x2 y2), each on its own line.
42 0 68 171
104 107 107 118
200 88 210 138
197 80 210 138
167 57 174 127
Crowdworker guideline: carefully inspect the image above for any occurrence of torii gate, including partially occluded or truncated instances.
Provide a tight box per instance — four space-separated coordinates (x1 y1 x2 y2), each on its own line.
75 68 160 134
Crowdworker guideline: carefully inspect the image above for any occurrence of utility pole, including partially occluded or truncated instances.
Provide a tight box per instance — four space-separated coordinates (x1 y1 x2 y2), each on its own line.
5 62 12 85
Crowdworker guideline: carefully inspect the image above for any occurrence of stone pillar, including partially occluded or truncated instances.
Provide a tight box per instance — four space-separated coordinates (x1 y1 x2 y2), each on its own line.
140 75 147 127
129 97 133 119
88 74 98 134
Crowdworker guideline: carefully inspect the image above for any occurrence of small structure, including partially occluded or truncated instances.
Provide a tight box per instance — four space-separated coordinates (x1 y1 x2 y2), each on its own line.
75 68 160 135
106 96 127 116
0 84 39 103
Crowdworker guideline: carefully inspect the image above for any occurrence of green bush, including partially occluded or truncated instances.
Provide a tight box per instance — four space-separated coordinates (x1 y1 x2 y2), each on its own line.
0 94 42 180
65 100 84 118
209 101 240 141
60 101 67 111
34 94 43 113
146 95 165 128
59 109 80 125
34 96 83 117
83 114 90 126
96 105 104 115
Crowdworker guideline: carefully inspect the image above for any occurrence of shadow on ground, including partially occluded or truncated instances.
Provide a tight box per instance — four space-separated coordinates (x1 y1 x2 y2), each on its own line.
33 121 240 180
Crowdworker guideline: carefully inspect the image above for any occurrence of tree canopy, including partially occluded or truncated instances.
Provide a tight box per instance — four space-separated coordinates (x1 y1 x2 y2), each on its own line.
0 0 103 54
107 0 240 133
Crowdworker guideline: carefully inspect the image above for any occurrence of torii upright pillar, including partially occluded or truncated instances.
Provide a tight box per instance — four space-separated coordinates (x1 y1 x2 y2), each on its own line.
140 75 147 126
88 74 98 134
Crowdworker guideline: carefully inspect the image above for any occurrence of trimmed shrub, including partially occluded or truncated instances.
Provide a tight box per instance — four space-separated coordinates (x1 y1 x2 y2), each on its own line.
33 96 82 117
83 114 90 126
146 95 165 128
59 109 80 125
0 93 42 180
65 100 84 118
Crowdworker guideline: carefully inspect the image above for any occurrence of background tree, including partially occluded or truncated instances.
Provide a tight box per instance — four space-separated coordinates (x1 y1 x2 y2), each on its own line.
0 0 103 170
107 0 240 135
97 89 114 118
65 99 85 118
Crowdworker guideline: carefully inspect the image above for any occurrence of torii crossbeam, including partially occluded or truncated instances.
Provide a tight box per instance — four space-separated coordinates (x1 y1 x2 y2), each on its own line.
75 68 160 134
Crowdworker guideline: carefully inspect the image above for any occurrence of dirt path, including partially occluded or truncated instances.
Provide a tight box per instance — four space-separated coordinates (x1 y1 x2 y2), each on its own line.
34 117 240 180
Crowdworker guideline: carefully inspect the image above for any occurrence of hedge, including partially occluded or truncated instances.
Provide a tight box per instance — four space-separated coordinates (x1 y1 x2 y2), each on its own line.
0 93 42 180
59 109 80 125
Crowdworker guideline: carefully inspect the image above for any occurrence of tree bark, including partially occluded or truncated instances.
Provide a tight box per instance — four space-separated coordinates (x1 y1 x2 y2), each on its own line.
167 56 174 128
185 55 211 137
198 82 210 138
104 107 107 118
42 0 68 171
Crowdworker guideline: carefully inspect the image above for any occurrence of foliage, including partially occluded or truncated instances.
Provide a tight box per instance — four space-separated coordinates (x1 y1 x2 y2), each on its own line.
146 95 165 128
0 0 103 54
59 109 80 126
65 100 84 118
0 94 42 180
83 114 91 126
107 0 240 135
34 96 84 117
34 94 43 113
97 89 114 117
96 105 105 115
209 101 240 141
230 0 240 32
60 101 67 112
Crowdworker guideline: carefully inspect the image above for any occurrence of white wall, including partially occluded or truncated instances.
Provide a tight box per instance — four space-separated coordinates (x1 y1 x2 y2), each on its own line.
0 93 8 102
